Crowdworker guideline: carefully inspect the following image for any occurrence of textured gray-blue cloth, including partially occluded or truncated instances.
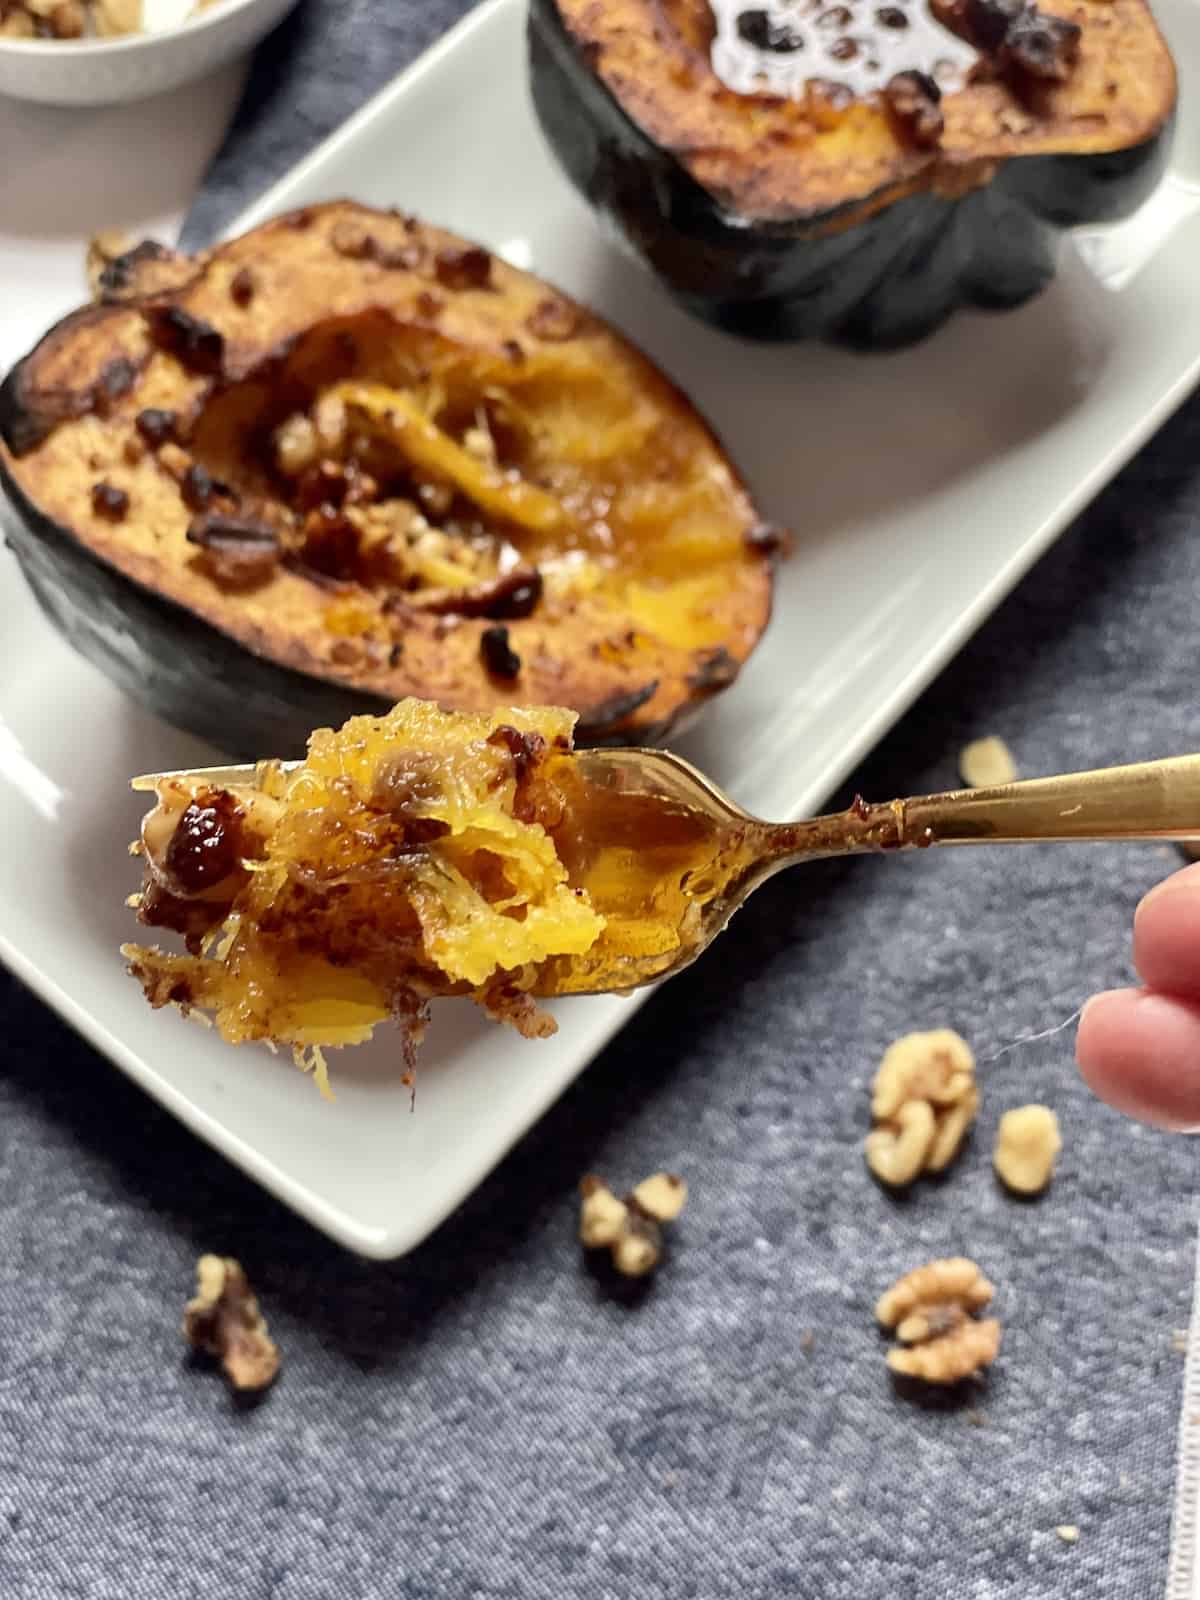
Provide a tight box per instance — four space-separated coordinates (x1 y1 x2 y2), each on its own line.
3 2 1199 1595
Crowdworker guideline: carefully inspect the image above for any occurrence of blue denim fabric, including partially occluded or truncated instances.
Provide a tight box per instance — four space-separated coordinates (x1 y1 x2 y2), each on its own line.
2 2 1196 1593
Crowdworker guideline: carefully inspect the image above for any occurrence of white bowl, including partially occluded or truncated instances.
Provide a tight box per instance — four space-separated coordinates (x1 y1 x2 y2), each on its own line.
0 0 297 107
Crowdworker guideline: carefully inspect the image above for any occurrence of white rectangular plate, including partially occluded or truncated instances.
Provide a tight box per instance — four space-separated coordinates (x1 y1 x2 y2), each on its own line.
3 0 1200 1257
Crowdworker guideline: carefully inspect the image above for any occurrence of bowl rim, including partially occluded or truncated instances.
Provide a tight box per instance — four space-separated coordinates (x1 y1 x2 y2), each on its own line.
0 0 276 56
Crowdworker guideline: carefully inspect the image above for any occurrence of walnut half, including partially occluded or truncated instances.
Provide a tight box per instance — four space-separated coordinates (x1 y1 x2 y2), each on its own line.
578 1171 687 1278
865 1029 979 1187
876 1257 1002 1384
183 1255 280 1392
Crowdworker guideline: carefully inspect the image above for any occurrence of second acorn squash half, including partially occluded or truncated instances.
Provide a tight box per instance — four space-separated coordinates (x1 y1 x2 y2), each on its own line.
0 203 774 756
528 0 1177 345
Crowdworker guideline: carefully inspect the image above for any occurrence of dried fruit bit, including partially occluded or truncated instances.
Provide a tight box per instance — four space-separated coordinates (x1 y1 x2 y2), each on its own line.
736 8 804 50
435 245 493 291
135 407 178 449
865 1029 978 1186
877 1257 1002 1384
993 1103 1061 1194
884 71 944 149
959 736 1017 788
91 481 129 521
578 1171 688 1278
182 1255 279 1393
480 624 522 680
1055 1525 1080 1545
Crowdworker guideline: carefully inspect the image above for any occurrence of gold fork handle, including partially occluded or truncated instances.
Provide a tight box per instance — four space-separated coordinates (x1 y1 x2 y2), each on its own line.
771 754 1200 861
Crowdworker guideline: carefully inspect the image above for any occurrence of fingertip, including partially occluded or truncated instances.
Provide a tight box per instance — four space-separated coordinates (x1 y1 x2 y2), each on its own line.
1133 863 1200 996
1077 987 1200 1130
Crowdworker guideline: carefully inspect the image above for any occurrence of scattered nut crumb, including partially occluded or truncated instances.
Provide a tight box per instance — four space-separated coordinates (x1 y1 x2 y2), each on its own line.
959 736 1018 789
86 229 135 295
157 441 193 483
865 1029 978 1187
578 1171 687 1279
1172 1328 1190 1355
993 1104 1061 1195
877 1257 1001 1384
182 1255 280 1393
800 1329 816 1354
1055 1524 1080 1545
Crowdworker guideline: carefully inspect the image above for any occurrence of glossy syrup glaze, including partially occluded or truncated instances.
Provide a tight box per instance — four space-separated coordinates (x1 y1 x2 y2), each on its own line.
709 0 977 101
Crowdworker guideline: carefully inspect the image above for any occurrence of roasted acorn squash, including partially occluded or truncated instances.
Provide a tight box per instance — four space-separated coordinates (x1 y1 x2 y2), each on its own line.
527 0 1177 345
0 202 774 756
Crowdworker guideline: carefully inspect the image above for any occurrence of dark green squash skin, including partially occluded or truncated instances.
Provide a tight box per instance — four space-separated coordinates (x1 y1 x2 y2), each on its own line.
527 0 1175 348
0 444 384 762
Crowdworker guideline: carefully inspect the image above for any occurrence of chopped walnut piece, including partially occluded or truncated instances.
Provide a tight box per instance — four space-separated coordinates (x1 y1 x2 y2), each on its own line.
330 219 379 261
229 266 255 307
274 413 320 477
579 1175 629 1247
993 1103 1061 1194
578 1171 688 1278
865 1029 978 1186
631 1172 688 1222
157 441 192 483
865 1101 936 1187
182 1255 280 1393
612 1210 663 1278
94 0 141 34
998 105 1035 134
959 736 1018 788
86 229 135 296
884 71 944 149
187 513 282 588
526 297 582 342
877 1257 1002 1384
46 0 84 35
1055 1525 1080 1545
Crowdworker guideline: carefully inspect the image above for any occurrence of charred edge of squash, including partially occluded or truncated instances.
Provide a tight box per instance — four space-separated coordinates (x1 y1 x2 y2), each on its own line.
0 303 141 456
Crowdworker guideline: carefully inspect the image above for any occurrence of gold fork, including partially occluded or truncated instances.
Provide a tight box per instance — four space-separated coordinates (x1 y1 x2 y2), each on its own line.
134 750 1200 999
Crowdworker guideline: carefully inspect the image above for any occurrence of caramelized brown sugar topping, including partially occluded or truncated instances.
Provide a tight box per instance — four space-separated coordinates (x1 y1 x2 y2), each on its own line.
124 699 743 1094
553 0 1175 220
0 204 772 743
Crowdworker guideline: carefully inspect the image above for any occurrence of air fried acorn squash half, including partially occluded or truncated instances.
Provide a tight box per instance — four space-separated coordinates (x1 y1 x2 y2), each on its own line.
0 202 774 756
527 0 1176 345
